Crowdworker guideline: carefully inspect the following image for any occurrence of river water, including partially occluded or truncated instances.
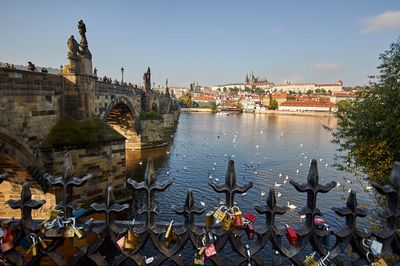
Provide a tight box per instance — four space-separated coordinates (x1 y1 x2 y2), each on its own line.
126 112 375 231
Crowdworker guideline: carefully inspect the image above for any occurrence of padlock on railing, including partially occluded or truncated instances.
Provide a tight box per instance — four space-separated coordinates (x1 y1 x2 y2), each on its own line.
205 211 215 229
221 209 234 231
194 246 205 265
362 238 383 258
49 209 64 220
245 222 255 240
232 206 243 227
0 227 14 253
164 220 177 248
244 212 256 224
303 252 318 266
213 206 228 223
370 258 388 266
25 235 38 257
285 224 298 246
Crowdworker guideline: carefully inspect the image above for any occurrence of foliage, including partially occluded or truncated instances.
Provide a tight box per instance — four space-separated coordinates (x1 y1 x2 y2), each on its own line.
329 37 400 185
140 111 159 120
210 102 218 113
269 99 279 110
179 92 192 107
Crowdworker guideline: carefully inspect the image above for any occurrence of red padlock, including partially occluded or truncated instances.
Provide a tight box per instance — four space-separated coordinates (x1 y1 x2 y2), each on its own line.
205 243 217 258
245 223 255 240
244 212 256 224
286 224 297 246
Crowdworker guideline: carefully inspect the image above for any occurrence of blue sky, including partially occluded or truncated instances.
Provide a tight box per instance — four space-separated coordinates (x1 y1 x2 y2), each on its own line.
1 1 400 87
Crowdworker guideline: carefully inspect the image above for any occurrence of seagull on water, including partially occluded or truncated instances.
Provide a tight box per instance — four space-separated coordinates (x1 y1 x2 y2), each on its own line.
215 178 219 182
277 192 282 197
287 202 297 210
296 169 299 174
285 175 289 180
200 201 206 207
261 190 266 196
275 181 282 187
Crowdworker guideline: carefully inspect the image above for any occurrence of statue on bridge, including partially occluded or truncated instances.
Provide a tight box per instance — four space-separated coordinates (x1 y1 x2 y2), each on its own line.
77 20 92 59
143 67 151 91
67 35 79 60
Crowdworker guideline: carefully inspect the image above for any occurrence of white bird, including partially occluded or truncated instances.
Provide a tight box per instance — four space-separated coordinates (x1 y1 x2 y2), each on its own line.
348 188 352 193
200 201 206 206
336 182 341 188
296 169 299 174
300 163 303 166
167 171 170 175
212 167 216 171
214 162 217 166
279 173 282 178
319 158 323 162
285 175 289 180
365 185 372 191
300 214 306 220
283 180 287 184
304 156 308 159
346 179 352 184
232 138 236 143
215 178 219 182
256 145 259 149
254 171 258 175
209 175 212 179
300 144 303 147
242 192 247 197
232 155 235 158
261 190 266 196
287 202 297 210
275 181 282 187
325 163 329 167
183 166 187 171
277 192 282 197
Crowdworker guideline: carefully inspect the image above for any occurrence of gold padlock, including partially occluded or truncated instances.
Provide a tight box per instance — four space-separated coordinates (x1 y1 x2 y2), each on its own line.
197 246 205 256
371 258 388 266
49 209 63 220
123 237 137 250
71 224 83 239
165 220 174 240
221 212 233 231
213 206 227 223
38 237 47 250
205 211 214 229
63 226 75 238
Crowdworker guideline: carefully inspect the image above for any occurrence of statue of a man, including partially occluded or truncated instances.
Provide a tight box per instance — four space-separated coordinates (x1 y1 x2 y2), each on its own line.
67 35 79 59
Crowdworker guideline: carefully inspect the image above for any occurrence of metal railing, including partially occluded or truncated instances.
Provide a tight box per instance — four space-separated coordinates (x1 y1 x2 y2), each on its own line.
0 158 399 265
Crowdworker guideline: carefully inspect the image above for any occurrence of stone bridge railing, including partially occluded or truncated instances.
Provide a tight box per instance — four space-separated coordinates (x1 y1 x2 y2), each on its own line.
0 159 399 265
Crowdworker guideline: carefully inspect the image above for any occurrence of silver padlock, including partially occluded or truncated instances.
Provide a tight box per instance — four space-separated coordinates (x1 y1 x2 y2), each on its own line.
362 238 383 259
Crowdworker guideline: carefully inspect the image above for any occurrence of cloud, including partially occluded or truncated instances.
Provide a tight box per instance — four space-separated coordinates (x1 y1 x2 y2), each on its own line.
313 62 343 72
360 10 400 34
271 27 283 34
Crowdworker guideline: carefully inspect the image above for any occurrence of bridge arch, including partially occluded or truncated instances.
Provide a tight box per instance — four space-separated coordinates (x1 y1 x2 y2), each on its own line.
101 96 141 150
0 126 44 173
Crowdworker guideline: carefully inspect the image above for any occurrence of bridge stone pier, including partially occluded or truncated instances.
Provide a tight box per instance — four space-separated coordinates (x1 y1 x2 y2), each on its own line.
0 20 178 203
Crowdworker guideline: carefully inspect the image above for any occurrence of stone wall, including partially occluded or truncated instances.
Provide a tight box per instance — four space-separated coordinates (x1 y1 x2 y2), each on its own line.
41 140 127 202
0 154 55 219
0 68 67 169
139 120 166 148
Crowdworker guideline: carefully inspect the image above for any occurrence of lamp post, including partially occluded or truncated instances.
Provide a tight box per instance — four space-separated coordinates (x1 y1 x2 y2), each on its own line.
121 67 124 84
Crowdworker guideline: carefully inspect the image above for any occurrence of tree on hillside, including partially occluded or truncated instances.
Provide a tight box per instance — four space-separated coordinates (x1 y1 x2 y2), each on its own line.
180 92 192 107
269 99 278 110
328 37 400 185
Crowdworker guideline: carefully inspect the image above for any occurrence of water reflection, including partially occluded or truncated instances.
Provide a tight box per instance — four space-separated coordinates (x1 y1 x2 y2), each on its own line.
125 113 373 230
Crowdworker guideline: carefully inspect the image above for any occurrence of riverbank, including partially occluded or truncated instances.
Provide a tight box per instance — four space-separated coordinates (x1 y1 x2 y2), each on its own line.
180 108 334 117
261 110 334 117
180 107 213 112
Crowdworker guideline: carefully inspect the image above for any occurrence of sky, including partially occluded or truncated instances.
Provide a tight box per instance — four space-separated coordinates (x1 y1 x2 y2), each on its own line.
1 1 400 88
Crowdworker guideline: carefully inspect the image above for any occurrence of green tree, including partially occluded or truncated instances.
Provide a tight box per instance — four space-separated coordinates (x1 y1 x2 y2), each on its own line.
329 37 400 185
269 99 279 110
180 92 192 107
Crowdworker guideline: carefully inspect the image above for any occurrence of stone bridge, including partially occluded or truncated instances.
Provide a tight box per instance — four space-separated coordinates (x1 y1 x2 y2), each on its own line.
0 21 178 201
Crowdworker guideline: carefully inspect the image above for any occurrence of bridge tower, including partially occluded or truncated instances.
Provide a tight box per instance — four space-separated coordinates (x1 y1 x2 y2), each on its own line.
62 20 96 120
